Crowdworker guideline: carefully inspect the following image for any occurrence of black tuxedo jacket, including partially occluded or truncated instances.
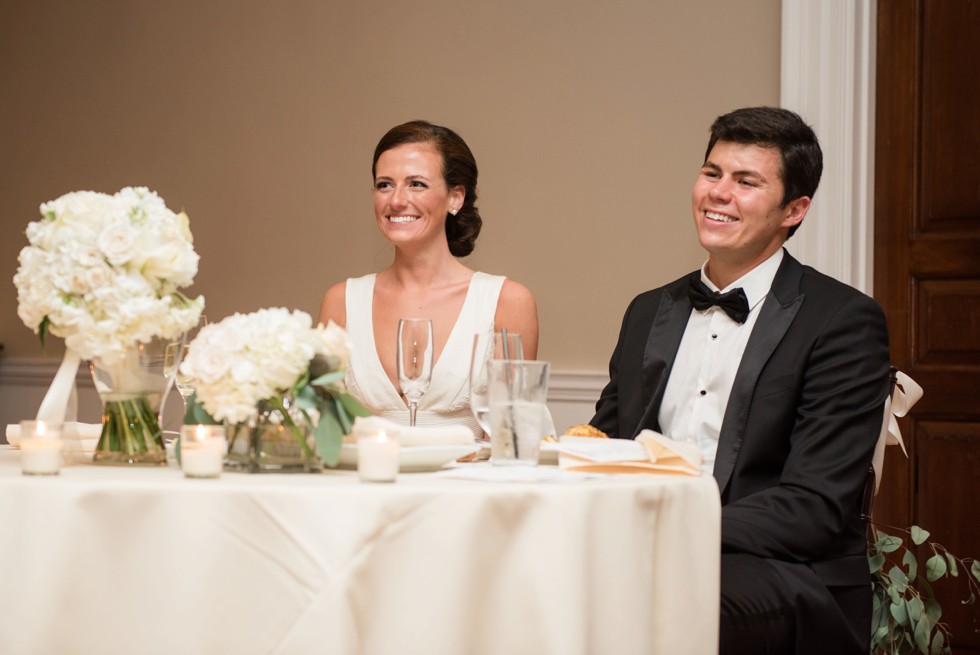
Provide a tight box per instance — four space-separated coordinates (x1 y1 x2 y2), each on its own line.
592 251 889 617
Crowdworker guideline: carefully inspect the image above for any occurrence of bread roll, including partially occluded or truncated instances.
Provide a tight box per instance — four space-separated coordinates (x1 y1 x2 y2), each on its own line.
562 424 608 438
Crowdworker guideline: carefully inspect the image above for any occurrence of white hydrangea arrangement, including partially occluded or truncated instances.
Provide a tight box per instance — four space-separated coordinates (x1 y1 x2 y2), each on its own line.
14 187 204 360
180 308 368 466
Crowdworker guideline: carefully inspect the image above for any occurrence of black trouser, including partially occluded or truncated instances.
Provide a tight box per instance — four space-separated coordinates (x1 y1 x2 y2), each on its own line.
720 553 870 655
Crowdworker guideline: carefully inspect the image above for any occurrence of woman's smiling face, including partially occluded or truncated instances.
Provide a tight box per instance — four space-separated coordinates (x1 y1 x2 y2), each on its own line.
373 142 463 250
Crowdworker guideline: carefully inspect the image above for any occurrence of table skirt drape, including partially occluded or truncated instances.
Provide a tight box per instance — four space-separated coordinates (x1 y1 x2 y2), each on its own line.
0 449 720 655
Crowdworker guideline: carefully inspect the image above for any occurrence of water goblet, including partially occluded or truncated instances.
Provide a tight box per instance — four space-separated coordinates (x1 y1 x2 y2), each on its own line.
469 332 524 439
397 318 433 427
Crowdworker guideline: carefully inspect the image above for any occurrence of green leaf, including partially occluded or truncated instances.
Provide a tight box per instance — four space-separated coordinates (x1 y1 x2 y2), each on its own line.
911 525 930 545
293 384 318 410
880 535 903 553
869 553 886 573
890 565 909 588
907 596 923 623
184 395 220 425
315 411 343 467
330 395 350 431
943 552 958 577
917 576 936 602
889 600 909 625
310 370 346 386
930 630 945 655
338 392 372 419
904 549 918 580
926 554 948 582
924 597 942 623
38 316 51 347
871 625 888 647
913 609 932 653
888 585 902 605
971 560 980 584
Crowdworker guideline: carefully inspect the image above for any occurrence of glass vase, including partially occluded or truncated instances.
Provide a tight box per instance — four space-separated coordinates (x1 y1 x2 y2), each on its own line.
224 398 321 473
89 337 178 466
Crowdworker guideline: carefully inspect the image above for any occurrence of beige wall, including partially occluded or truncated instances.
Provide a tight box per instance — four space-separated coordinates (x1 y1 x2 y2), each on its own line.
0 0 780 377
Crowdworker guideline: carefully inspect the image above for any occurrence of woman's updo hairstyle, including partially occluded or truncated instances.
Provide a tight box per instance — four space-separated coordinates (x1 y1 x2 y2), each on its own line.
372 120 482 257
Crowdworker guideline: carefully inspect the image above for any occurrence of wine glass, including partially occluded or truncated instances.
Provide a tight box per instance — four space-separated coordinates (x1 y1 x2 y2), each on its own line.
469 332 524 439
397 318 433 427
165 315 208 416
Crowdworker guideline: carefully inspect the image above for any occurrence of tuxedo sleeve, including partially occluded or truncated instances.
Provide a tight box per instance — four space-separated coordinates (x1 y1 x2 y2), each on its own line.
721 292 890 561
590 295 641 438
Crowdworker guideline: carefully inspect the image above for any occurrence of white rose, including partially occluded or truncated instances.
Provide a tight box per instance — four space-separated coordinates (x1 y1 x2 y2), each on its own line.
97 220 138 266
183 345 234 384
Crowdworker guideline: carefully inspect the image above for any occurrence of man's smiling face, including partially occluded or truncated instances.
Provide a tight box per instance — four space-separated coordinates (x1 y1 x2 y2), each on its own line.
691 140 808 285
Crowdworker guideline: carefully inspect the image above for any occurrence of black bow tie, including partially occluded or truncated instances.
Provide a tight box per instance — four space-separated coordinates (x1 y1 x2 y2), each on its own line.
688 276 750 324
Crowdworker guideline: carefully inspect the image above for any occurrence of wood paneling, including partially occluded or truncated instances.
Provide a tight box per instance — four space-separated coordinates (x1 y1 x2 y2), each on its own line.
875 0 980 650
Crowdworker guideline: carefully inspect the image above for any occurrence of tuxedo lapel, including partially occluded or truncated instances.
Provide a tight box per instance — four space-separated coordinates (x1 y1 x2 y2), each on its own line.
633 274 697 436
713 253 805 492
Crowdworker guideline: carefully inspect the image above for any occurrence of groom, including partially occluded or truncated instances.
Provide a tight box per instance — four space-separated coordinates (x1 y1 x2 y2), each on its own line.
591 107 889 654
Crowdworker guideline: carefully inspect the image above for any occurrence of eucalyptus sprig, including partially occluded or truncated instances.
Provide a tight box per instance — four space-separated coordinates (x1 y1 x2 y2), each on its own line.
292 356 372 466
869 523 980 654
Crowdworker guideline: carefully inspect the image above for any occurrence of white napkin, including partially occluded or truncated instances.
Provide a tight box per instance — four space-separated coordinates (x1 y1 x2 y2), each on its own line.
5 422 102 448
558 430 703 476
349 416 473 447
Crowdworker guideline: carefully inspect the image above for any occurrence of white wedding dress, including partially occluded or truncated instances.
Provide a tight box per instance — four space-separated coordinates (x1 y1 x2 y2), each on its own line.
343 272 506 439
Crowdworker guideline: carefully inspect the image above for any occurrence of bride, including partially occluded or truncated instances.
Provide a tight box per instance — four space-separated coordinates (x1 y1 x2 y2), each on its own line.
318 120 538 438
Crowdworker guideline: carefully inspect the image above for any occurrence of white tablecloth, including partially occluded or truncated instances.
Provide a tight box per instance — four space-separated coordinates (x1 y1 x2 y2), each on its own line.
0 447 720 655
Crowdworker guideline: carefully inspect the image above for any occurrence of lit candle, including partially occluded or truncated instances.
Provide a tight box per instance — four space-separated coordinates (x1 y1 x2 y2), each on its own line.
180 424 226 479
358 430 400 482
19 420 63 476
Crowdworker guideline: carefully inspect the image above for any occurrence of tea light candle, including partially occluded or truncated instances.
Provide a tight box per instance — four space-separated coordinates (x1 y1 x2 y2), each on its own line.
358 430 399 482
180 424 226 479
20 420 63 476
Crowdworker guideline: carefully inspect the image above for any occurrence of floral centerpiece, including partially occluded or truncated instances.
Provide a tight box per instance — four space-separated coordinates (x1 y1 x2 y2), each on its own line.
180 308 369 471
14 187 204 464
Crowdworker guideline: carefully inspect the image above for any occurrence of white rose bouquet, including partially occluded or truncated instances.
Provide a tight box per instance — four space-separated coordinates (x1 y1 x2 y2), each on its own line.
14 187 204 360
14 187 204 464
180 308 369 468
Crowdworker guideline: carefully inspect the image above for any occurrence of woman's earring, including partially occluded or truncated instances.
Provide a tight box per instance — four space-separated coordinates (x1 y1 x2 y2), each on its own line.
449 208 459 216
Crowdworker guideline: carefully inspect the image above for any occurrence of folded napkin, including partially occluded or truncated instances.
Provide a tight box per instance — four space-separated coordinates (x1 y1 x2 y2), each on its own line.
5 422 102 448
558 430 703 476
348 416 473 447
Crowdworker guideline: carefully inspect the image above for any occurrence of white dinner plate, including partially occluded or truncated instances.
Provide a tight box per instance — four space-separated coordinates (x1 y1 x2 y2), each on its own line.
337 443 480 472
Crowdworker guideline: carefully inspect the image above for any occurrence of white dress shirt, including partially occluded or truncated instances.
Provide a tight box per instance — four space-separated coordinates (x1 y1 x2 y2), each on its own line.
658 249 784 472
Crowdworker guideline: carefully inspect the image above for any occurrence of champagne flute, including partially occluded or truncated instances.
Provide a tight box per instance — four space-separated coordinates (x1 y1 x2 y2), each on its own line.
469 332 524 439
397 318 433 427
171 315 208 415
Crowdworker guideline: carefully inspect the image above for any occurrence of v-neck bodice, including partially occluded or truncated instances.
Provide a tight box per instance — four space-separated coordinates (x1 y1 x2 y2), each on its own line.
343 272 506 438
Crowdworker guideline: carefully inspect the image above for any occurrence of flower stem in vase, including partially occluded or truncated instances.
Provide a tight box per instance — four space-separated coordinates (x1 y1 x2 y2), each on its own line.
94 394 167 465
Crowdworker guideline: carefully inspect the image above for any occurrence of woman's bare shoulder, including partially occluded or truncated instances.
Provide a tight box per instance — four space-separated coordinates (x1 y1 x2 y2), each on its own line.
498 278 537 310
319 281 347 327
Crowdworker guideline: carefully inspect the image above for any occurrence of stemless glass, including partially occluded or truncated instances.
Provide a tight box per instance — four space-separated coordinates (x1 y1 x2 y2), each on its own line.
397 318 433 427
487 359 550 466
469 332 524 439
